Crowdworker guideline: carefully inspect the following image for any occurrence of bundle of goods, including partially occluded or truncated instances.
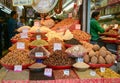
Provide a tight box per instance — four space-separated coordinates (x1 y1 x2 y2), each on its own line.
29 40 48 47
72 30 91 42
0 49 35 69
51 18 79 32
53 69 78 79
17 26 31 32
65 45 87 57
43 50 75 67
83 44 116 68
48 38 66 53
29 46 50 59
9 39 30 51
96 68 120 78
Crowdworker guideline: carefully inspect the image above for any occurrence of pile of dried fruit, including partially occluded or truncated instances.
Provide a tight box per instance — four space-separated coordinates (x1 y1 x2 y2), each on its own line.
96 68 120 78
72 30 91 41
0 50 35 65
83 44 116 64
43 50 75 66
64 38 81 45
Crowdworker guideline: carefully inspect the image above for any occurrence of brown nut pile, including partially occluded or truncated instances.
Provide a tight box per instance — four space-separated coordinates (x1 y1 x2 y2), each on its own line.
83 44 116 64
0 49 35 65
43 50 75 66
53 69 78 79
48 38 66 53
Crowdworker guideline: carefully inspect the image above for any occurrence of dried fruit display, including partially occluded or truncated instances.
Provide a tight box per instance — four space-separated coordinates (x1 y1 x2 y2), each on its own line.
48 38 66 53
83 44 116 65
96 68 120 78
30 40 48 46
43 50 75 66
104 29 118 35
72 30 91 41
53 69 78 79
64 38 81 45
0 50 35 65
65 45 87 57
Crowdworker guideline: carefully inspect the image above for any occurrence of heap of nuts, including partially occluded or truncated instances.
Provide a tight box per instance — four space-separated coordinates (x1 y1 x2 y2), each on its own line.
43 50 75 66
0 49 35 65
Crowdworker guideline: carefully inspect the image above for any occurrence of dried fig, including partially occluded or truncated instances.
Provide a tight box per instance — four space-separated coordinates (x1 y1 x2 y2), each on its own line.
92 44 100 51
98 56 106 64
91 56 98 64
89 50 96 57
105 55 113 64
83 55 89 63
99 49 107 58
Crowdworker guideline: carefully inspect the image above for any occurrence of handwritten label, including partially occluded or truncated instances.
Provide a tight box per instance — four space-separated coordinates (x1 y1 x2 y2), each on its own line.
17 42 25 49
22 28 28 33
13 0 33 6
14 65 22 72
20 33 28 38
64 69 70 76
90 70 96 76
54 43 62 51
75 24 81 30
34 21 40 27
36 35 41 40
100 67 105 72
35 52 43 57
44 68 52 77
68 13 72 18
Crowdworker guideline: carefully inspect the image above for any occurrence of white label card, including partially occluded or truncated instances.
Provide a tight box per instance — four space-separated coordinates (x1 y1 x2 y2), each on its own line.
17 42 25 49
90 70 96 76
64 69 70 76
35 52 43 57
34 21 40 27
20 33 28 38
68 13 72 18
44 68 52 77
36 35 41 40
75 24 81 30
77 58 83 62
54 43 62 51
14 65 22 72
22 28 28 33
100 67 105 72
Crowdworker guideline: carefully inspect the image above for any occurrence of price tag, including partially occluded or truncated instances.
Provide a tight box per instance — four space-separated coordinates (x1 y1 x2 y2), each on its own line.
22 28 28 33
35 52 43 57
20 33 28 38
36 35 41 40
100 67 105 72
17 42 25 49
115 60 117 64
75 24 81 30
54 43 62 51
34 21 40 27
44 68 52 77
90 70 96 76
77 58 83 62
68 13 72 18
14 65 22 72
64 69 70 76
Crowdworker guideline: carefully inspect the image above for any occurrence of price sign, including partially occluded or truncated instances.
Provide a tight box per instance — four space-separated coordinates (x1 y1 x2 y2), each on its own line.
54 43 62 51
64 69 70 76
77 58 83 62
90 70 96 76
34 21 40 27
44 68 52 77
35 52 43 57
20 33 28 38
14 65 22 72
36 35 41 40
75 24 81 30
100 67 105 72
13 0 33 6
22 28 28 33
17 42 25 49
68 13 72 18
